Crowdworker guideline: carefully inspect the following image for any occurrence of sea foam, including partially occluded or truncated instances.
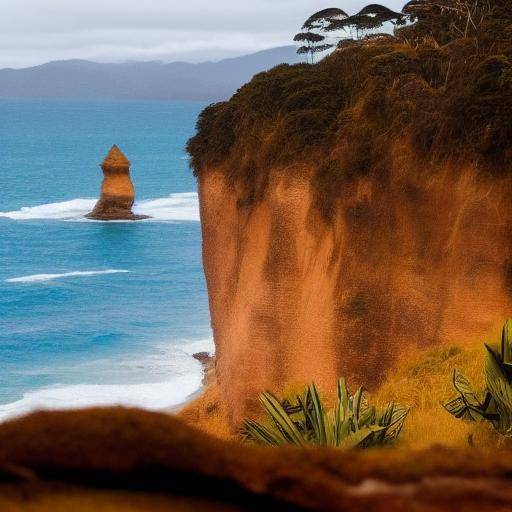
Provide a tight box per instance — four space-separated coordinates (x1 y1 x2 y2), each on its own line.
0 337 215 423
6 270 130 284
0 376 202 422
0 192 199 222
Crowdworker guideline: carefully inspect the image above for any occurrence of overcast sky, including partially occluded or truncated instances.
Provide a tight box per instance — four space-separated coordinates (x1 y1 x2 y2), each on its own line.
0 0 406 68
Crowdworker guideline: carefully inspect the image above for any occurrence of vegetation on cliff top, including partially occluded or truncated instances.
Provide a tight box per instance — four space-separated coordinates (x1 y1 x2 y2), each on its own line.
187 0 512 217
294 4 408 63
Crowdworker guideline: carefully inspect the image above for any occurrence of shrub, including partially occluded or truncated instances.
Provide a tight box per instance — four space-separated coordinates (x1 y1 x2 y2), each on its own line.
444 320 512 437
243 378 408 448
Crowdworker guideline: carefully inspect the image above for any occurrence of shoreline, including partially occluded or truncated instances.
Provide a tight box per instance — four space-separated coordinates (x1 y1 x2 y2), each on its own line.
171 351 216 414
0 343 215 424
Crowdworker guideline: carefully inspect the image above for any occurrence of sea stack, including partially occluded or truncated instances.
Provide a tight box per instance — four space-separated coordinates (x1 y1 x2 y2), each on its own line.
86 145 149 221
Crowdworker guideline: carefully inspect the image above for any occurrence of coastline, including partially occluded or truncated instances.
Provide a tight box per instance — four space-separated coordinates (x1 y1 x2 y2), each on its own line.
0 339 215 424
171 351 216 414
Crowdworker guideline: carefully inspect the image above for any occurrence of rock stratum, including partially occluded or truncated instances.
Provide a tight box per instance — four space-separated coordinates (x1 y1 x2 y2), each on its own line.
86 145 149 221
188 0 512 424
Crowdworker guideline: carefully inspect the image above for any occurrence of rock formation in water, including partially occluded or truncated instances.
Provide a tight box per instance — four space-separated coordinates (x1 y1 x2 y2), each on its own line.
188 0 512 425
86 145 149 221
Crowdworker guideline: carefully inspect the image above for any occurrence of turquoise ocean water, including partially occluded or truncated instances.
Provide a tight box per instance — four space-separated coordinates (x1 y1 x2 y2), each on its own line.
0 100 213 420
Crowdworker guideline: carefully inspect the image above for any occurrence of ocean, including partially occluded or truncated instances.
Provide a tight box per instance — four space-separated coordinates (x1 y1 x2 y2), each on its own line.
0 99 213 421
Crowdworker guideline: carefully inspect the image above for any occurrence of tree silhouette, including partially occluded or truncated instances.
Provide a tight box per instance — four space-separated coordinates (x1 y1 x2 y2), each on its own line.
302 8 348 32
327 4 407 39
294 3 410 59
293 32 333 64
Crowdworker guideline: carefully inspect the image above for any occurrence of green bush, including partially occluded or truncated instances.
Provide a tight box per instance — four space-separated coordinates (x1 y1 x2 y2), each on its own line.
444 320 512 437
243 378 408 448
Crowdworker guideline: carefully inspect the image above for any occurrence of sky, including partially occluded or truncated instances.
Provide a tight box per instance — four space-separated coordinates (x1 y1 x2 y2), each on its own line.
0 0 406 69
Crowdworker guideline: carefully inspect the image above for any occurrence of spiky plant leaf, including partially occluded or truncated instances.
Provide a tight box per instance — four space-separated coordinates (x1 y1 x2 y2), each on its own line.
352 387 365 427
452 370 483 408
243 419 288 446
445 320 512 438
502 319 512 368
306 383 327 445
485 344 512 434
259 392 306 446
337 378 349 422
340 425 386 449
324 408 336 446
359 405 376 428
244 377 407 448
485 345 512 407
385 403 409 441
444 396 474 420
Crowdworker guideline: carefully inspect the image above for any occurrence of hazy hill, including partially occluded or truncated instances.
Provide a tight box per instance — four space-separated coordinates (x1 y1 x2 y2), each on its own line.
0 46 300 101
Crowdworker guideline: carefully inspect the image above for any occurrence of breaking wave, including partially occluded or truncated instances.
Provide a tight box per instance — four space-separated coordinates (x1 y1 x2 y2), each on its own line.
0 192 199 222
6 270 130 284
0 337 214 422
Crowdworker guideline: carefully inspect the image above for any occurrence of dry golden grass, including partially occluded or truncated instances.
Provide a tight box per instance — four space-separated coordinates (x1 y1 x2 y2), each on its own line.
374 341 501 449
181 339 505 449
178 386 233 440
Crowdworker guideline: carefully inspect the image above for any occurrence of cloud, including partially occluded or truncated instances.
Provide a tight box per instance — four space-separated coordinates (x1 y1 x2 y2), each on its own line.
0 0 407 68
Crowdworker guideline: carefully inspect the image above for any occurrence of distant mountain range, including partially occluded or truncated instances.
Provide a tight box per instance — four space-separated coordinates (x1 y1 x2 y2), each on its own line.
0 46 301 101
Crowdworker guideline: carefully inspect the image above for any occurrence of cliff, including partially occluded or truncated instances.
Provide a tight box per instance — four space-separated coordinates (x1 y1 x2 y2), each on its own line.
188 0 512 424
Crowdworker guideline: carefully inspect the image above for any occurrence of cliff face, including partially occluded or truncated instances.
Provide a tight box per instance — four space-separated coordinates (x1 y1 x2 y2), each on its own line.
189 0 512 424
199 158 512 424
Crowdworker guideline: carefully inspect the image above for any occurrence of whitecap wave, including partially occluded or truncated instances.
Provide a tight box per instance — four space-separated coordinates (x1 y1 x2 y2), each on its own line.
133 192 199 221
0 337 215 422
0 375 202 422
0 198 96 220
178 337 215 356
0 192 199 222
6 269 130 284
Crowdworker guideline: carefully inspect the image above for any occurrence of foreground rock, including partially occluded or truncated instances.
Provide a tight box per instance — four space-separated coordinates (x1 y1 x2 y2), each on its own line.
1 408 512 511
86 145 149 221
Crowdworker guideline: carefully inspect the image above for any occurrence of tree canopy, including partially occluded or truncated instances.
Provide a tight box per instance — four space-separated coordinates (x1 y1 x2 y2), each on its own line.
294 3 409 61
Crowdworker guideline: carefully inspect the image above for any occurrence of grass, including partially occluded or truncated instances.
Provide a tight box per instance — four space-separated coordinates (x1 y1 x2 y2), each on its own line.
180 341 504 450
373 343 501 449
178 386 233 440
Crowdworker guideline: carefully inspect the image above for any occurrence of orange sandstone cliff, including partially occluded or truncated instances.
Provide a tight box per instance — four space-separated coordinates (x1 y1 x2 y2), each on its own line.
87 145 149 221
198 156 512 425
188 1 512 424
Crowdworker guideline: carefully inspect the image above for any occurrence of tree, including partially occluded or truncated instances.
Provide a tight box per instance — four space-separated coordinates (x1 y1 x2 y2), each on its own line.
302 7 349 32
327 4 408 40
293 32 333 64
294 3 410 60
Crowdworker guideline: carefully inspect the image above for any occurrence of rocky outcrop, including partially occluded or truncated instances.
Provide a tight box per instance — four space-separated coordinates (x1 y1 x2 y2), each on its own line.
86 145 149 221
198 160 512 425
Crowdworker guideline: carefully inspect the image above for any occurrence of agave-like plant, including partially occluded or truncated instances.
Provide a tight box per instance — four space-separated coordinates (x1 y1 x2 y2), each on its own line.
243 378 408 448
444 319 512 436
